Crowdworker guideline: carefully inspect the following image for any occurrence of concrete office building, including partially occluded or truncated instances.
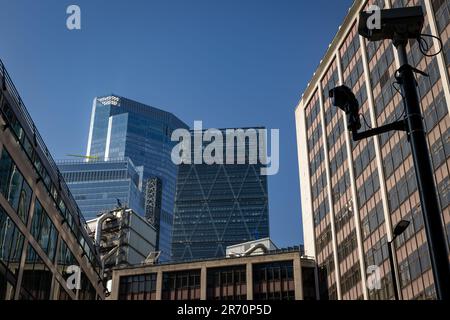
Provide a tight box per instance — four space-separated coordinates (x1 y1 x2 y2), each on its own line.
0 59 105 300
171 128 270 261
109 243 316 301
58 158 145 220
295 0 450 300
85 94 188 262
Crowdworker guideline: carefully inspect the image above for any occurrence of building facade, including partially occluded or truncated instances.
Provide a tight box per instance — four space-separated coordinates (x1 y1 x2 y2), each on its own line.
171 128 270 261
58 158 145 220
296 0 450 300
109 248 316 301
85 94 188 262
0 59 105 300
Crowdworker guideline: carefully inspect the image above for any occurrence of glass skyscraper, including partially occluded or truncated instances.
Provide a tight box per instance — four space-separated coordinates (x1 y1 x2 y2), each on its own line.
85 94 188 262
57 158 145 220
171 128 270 261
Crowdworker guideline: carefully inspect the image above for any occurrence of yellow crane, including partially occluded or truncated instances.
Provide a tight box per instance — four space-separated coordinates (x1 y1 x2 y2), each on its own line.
66 154 100 160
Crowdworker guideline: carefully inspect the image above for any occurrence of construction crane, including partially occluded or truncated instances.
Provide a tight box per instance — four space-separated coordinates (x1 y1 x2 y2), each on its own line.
66 154 100 160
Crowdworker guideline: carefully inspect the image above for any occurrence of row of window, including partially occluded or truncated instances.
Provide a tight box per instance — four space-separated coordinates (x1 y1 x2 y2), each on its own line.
361 201 385 240
340 263 361 295
337 230 357 262
329 145 347 178
118 274 157 300
314 197 330 226
341 33 361 72
399 244 432 288
365 236 389 268
0 99 100 276
383 135 411 179
387 168 418 212
354 141 376 178
357 170 380 208
0 149 32 225
316 225 332 253
335 204 353 233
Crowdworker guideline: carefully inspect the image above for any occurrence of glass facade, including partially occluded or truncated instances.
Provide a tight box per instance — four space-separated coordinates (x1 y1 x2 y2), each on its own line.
172 128 270 261
297 0 450 300
0 58 104 299
57 158 145 220
253 261 296 300
207 265 247 300
162 270 201 300
86 95 188 262
118 273 157 300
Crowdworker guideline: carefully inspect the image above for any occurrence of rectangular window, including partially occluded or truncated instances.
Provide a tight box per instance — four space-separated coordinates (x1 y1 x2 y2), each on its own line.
31 200 58 262
0 148 32 224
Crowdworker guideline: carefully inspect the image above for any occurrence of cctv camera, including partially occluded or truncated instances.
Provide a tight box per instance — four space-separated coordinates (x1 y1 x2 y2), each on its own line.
329 85 361 132
358 6 424 42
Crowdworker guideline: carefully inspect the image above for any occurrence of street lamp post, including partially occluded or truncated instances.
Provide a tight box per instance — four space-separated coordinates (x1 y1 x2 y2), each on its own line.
388 220 410 300
329 6 450 300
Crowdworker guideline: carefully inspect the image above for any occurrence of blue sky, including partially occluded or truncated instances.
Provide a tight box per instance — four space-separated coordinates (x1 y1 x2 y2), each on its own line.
0 0 353 248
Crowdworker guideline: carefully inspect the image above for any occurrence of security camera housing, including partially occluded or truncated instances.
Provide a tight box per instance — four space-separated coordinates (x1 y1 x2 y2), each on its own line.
329 85 361 132
358 6 424 42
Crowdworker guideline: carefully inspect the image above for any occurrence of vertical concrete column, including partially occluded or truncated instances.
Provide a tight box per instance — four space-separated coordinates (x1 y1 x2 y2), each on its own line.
246 262 253 300
424 0 450 115
200 266 207 300
318 81 342 299
110 271 121 300
335 51 369 300
156 270 163 300
293 257 304 300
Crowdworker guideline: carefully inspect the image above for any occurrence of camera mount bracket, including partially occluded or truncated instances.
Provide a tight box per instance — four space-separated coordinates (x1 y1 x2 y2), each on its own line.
351 119 407 142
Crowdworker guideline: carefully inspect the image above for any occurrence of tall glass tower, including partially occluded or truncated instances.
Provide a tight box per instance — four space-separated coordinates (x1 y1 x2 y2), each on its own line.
171 128 270 261
86 95 188 262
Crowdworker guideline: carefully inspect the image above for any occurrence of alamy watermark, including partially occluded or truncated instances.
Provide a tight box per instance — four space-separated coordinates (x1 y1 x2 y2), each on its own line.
366 4 381 31
65 265 82 290
66 5 81 30
171 121 279 176
366 265 382 291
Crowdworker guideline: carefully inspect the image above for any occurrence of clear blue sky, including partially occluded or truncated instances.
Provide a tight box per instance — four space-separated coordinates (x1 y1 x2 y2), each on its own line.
0 0 353 248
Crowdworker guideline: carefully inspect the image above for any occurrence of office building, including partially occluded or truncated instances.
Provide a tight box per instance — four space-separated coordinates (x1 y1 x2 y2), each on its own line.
295 0 450 300
109 242 316 300
172 128 270 261
85 94 188 261
58 158 145 220
0 58 105 300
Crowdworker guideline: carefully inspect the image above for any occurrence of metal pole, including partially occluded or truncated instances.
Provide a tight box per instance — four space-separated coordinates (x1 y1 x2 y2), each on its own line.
388 240 400 300
394 40 450 300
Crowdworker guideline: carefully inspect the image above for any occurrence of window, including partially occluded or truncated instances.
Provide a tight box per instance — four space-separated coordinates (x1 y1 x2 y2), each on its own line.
0 148 32 224
162 270 201 300
31 200 58 262
20 246 52 300
119 273 157 300
0 205 25 299
253 261 295 300
57 239 78 294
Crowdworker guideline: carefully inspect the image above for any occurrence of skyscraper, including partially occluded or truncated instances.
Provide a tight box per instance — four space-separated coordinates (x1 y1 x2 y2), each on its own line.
57 158 145 220
85 95 188 261
295 0 450 300
171 128 270 261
